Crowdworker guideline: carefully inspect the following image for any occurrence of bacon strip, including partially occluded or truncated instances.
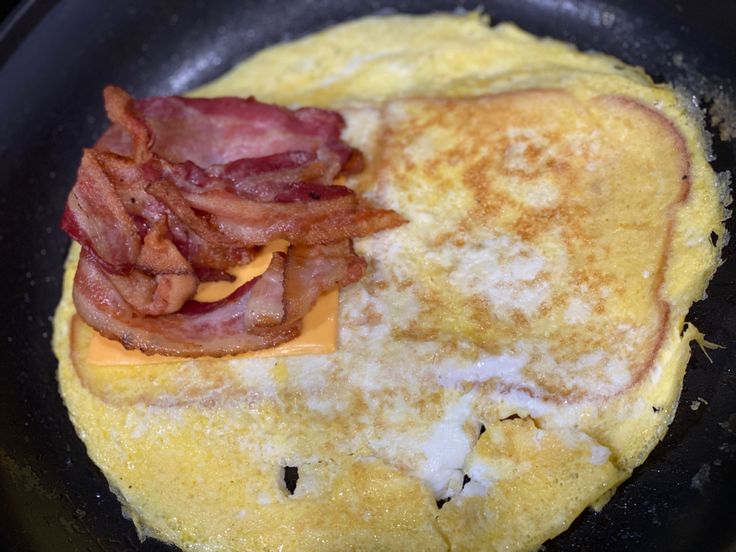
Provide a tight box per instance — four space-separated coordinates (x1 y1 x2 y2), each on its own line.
97 90 358 167
61 150 141 271
74 248 298 357
102 85 154 163
106 220 198 316
62 86 406 357
283 241 366 322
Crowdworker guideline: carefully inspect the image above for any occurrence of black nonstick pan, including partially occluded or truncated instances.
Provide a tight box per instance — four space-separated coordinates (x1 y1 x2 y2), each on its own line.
1 1 735 550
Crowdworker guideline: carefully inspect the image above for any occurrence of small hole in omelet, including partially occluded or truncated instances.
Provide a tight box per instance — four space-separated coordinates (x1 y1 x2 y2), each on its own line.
436 498 450 509
479 424 486 435
283 466 299 495
437 476 472 510
710 231 719 247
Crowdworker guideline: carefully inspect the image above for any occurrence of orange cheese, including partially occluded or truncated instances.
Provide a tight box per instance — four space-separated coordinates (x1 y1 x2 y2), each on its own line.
86 240 338 365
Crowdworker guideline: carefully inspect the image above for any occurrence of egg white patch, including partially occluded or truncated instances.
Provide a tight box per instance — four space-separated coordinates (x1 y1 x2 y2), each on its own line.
564 296 592 324
589 443 612 465
427 234 550 317
460 455 495 498
230 359 279 397
437 352 529 388
416 391 478 499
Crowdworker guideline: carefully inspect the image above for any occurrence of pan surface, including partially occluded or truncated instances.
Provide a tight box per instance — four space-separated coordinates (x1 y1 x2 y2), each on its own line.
1 1 735 550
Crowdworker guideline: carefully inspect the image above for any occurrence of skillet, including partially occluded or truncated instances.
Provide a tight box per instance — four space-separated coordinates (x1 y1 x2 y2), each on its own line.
1 1 735 550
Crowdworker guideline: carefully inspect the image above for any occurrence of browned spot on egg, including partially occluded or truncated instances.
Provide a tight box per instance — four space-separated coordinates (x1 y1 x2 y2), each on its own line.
391 321 440 343
361 303 383 326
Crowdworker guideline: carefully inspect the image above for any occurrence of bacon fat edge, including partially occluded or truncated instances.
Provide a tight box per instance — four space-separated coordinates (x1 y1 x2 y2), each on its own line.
62 86 405 357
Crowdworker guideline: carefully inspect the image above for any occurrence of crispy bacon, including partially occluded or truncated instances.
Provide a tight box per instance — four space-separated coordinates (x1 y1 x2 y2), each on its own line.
101 85 154 163
74 249 298 357
62 86 406 356
213 151 326 195
283 241 366 322
106 220 198 316
61 150 141 271
97 89 358 167
184 188 357 246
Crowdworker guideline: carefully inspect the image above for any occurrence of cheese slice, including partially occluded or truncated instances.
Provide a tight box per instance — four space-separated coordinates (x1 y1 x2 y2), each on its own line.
86 240 338 365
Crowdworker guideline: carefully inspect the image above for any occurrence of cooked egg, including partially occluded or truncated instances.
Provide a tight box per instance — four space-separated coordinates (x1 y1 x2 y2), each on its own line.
53 13 727 551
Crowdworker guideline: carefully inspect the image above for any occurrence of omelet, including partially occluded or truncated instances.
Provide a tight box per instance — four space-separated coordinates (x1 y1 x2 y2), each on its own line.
53 13 728 551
